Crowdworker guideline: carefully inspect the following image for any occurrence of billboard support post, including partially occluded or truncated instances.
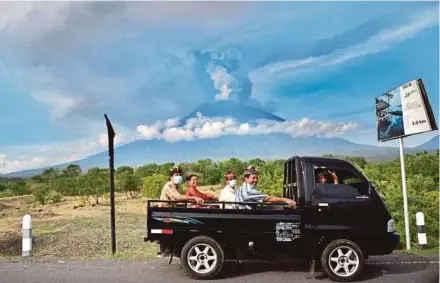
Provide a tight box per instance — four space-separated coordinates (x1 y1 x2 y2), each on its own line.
398 137 410 250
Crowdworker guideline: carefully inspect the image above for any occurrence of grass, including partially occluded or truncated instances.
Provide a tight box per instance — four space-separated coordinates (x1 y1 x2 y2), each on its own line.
395 245 439 255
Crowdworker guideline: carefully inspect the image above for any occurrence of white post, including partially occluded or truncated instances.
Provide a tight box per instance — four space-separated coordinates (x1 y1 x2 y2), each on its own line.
416 212 427 247
22 214 32 257
398 138 411 250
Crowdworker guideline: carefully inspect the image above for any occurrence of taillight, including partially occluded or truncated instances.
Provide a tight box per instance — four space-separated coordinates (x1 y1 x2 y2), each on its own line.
151 229 173 235
387 219 396 232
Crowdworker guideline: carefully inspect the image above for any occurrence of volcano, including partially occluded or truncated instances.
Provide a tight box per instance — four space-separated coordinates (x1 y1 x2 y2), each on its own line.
4 101 432 178
180 100 285 125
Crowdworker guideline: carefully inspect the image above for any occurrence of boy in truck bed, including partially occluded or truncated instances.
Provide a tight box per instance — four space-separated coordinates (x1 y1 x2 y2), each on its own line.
233 166 297 209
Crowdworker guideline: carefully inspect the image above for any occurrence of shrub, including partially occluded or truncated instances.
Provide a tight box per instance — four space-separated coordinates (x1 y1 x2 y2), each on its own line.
47 190 62 204
34 185 50 205
142 174 168 198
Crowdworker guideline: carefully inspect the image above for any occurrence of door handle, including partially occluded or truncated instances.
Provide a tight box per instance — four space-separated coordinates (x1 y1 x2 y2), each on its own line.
318 203 329 211
355 196 369 199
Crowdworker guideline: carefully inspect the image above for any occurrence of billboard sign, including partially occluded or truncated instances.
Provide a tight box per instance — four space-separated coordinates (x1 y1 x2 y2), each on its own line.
376 78 437 142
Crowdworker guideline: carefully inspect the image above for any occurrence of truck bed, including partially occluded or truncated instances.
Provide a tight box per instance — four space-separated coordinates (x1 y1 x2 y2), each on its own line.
146 200 305 254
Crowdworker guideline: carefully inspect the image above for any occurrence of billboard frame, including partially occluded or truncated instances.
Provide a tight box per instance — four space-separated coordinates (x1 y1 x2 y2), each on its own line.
376 78 437 142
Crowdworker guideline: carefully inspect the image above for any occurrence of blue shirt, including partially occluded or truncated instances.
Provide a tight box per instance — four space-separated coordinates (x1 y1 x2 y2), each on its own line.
233 182 268 209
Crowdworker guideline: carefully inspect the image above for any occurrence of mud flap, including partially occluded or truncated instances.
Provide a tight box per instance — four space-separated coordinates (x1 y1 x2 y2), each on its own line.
168 244 175 265
307 237 322 279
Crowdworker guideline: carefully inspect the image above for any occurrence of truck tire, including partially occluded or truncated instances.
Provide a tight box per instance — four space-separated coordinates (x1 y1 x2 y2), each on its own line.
321 239 364 282
181 236 224 280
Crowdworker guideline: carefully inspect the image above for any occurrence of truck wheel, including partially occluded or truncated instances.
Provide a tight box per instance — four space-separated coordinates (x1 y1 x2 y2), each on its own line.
181 236 224 280
321 239 364 282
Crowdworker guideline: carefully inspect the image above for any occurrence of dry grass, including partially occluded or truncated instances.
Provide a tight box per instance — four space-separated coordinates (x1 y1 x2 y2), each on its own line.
0 194 156 260
0 185 224 260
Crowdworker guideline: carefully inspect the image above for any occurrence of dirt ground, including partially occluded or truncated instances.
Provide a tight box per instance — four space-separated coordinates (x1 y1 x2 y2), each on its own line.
0 185 222 259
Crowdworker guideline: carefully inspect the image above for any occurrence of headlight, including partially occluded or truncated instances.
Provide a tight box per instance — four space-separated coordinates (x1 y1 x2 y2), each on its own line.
387 219 396 232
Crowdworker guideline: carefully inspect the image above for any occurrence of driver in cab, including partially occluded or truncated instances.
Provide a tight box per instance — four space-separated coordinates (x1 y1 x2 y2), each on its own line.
317 170 339 184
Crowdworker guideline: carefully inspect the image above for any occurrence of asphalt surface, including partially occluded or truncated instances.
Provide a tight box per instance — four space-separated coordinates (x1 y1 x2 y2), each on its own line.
0 253 438 283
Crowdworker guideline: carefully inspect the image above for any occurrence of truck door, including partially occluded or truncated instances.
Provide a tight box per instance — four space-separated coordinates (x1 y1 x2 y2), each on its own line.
309 162 377 236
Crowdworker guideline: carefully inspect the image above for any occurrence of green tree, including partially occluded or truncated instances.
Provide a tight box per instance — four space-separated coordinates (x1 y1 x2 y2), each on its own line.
193 159 222 185
84 168 108 204
40 168 61 181
8 181 29 196
136 164 161 178
116 166 134 175
142 174 168 198
158 162 175 176
247 158 266 169
61 164 82 178
258 159 285 196
218 158 245 180
33 183 50 205
364 151 439 247
118 171 142 198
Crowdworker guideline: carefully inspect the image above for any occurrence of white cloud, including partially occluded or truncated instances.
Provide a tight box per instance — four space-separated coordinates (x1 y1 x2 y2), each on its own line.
0 2 73 40
0 128 138 173
162 127 195 142
136 125 161 141
137 114 360 143
165 118 179 128
0 139 102 174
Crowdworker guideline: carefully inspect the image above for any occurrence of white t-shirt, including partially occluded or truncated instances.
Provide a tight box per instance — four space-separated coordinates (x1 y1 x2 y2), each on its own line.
219 185 236 209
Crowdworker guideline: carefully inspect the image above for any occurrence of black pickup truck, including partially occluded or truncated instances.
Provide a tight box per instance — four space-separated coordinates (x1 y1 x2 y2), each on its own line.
144 156 400 282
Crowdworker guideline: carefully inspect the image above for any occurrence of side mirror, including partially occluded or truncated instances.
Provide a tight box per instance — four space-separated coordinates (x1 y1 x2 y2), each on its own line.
368 182 375 195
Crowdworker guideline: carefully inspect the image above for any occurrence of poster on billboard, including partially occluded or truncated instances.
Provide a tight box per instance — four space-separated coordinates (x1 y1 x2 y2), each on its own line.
376 78 437 142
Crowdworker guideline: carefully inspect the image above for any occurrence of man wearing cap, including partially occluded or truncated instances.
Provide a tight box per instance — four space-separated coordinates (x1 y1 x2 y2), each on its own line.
234 166 296 209
159 166 204 208
156 166 204 257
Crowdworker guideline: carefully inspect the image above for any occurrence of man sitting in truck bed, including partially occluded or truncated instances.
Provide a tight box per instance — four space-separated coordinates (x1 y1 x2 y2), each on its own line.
233 166 296 209
158 167 204 208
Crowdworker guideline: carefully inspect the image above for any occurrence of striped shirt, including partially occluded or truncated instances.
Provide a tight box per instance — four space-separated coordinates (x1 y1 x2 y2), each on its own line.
233 182 267 209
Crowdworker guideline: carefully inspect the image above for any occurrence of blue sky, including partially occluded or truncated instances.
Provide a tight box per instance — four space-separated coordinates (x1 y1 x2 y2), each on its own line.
0 1 438 173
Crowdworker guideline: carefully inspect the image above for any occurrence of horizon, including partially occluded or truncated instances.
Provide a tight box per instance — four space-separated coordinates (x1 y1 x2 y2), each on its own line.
0 2 439 174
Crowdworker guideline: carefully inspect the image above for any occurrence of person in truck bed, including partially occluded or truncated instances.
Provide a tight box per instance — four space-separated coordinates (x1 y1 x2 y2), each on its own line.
158 167 204 207
219 170 238 209
185 174 216 208
157 167 205 257
233 166 296 209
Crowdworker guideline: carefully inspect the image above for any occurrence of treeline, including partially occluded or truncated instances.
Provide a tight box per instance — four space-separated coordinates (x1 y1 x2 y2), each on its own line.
0 151 438 247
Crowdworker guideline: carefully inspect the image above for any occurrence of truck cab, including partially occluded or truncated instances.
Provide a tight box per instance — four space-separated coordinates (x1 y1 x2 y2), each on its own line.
286 156 399 256
145 156 400 282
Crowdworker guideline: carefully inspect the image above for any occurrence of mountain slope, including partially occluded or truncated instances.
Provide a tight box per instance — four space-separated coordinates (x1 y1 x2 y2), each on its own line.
5 134 409 178
180 100 285 125
414 135 439 151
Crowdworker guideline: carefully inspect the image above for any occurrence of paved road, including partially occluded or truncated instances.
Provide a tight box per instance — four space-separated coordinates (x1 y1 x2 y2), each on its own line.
1 253 438 283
